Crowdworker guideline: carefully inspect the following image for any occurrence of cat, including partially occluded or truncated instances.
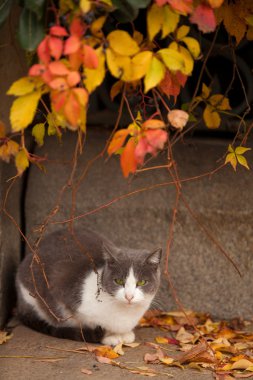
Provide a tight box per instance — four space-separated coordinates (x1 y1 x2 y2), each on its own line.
16 228 162 346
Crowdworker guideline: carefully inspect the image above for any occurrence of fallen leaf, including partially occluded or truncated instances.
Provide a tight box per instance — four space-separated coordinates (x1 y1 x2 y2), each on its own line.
178 341 216 364
96 356 112 364
231 358 253 370
0 331 13 344
113 343 125 356
81 368 93 375
144 348 165 363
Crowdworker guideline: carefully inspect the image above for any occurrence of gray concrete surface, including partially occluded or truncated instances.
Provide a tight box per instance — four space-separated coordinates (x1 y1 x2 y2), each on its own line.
1 323 217 380
24 128 253 319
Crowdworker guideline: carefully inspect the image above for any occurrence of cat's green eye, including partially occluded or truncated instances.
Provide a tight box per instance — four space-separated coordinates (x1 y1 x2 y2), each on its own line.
137 280 147 286
114 279 125 286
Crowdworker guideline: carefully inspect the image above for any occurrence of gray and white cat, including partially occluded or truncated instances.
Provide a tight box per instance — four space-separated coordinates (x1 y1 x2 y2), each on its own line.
16 228 162 346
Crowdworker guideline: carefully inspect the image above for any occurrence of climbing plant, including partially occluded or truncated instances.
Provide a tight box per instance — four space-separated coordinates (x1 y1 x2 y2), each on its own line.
0 0 252 176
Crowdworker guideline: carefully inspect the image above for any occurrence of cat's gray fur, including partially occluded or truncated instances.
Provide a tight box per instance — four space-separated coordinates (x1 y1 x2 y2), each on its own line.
16 228 162 345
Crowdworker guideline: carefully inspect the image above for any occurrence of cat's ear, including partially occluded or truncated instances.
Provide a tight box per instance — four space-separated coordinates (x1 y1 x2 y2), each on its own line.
146 248 162 266
102 242 119 265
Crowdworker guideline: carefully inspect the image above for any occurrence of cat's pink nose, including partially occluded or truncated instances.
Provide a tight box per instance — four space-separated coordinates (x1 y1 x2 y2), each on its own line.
125 294 134 303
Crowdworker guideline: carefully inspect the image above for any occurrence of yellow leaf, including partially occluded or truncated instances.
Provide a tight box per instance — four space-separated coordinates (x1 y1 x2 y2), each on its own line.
176 25 190 40
107 30 139 56
158 48 185 72
80 0 91 13
110 80 123 101
162 5 180 38
177 45 194 75
83 47 106 92
7 77 38 96
159 357 174 365
106 49 131 79
90 16 106 38
209 94 231 110
15 149 29 175
142 119 165 129
235 146 251 155
155 336 169 344
0 140 19 162
182 37 201 58
237 154 250 170
203 105 221 128
144 56 165 93
225 152 237 171
10 91 41 132
0 331 13 344
129 51 152 81
133 30 144 45
32 123 45 147
202 83 211 99
147 3 163 41
108 129 129 155
231 359 253 370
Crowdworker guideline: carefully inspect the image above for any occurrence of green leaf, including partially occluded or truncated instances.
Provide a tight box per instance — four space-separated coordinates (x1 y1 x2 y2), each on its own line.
24 0 46 20
18 8 45 51
111 0 138 22
0 0 13 28
32 123 45 146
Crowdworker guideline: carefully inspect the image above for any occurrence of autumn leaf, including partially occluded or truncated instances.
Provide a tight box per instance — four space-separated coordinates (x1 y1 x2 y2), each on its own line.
181 37 201 59
225 144 251 171
94 345 119 359
32 123 45 146
10 91 41 132
81 368 92 375
0 331 13 344
159 70 187 99
83 47 105 93
158 48 185 72
108 129 129 155
107 30 139 56
176 25 190 40
147 3 163 41
144 56 166 93
209 94 231 110
120 137 137 177
90 15 106 38
110 80 123 101
168 109 189 130
202 83 211 99
203 105 221 128
15 149 29 175
162 6 180 38
0 121 6 138
142 119 165 130
7 77 39 96
190 3 216 33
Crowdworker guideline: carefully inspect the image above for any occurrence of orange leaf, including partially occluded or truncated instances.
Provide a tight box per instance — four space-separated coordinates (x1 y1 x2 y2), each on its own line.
94 346 119 359
70 17 85 37
0 140 19 162
50 25 68 37
29 64 46 77
51 91 67 111
64 92 81 127
82 45 99 69
37 36 50 64
110 80 123 101
0 121 6 138
142 119 165 130
120 137 137 177
72 88 89 106
190 3 216 33
48 61 69 76
108 129 129 155
49 78 68 91
64 35 81 55
48 37 63 60
67 71 81 87
168 0 192 14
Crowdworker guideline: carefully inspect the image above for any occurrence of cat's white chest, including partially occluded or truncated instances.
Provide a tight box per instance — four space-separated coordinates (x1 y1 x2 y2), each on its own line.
76 270 152 334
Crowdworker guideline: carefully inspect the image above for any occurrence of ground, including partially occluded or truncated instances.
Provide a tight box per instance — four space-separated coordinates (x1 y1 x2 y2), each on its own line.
1 322 217 380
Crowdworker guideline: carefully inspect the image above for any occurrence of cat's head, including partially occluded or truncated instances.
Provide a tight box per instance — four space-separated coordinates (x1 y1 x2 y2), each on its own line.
101 242 162 306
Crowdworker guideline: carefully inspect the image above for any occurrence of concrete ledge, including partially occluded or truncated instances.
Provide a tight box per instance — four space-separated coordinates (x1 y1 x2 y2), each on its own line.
24 128 253 319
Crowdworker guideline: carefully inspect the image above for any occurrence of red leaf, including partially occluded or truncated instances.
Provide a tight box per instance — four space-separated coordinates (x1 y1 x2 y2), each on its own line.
155 0 167 6
146 129 168 150
168 0 192 14
29 64 46 76
190 3 216 33
82 45 99 69
64 36 81 55
68 51 82 71
48 37 63 60
120 138 137 177
37 37 50 64
50 25 68 37
175 71 188 87
159 70 180 98
48 61 69 76
51 91 67 111
67 71 81 87
135 137 156 165
70 17 85 37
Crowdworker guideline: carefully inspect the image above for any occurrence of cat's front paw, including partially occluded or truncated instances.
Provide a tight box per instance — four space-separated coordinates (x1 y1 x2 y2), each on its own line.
101 331 135 346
